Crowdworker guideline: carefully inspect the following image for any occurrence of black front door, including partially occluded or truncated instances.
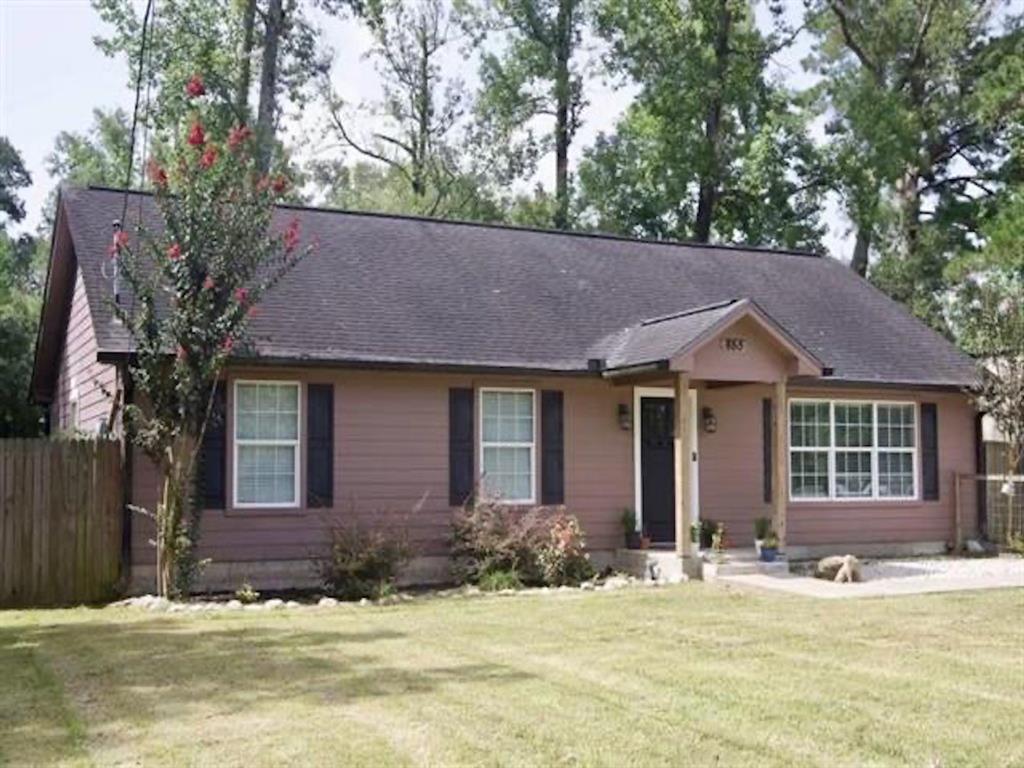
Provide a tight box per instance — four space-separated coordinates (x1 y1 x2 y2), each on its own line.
640 397 675 543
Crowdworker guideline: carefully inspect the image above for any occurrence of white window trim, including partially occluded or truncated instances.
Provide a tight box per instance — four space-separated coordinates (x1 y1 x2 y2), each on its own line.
478 387 537 505
233 380 302 509
789 398 919 503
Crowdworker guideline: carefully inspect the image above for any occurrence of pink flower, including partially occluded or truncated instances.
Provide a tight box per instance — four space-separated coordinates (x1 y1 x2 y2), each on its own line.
234 287 249 304
228 124 252 151
199 145 219 169
256 175 270 192
271 175 288 194
167 243 181 260
186 74 205 97
187 121 206 148
283 217 301 254
203 275 215 291
221 336 234 353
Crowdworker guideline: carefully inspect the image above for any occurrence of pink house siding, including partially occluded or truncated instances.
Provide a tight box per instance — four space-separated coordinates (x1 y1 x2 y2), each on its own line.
129 369 634 567
128 365 976 575
52 267 117 433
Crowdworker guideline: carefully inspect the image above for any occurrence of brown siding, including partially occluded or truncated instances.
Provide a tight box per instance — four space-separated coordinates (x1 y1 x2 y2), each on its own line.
697 385 977 547
52 268 117 434
130 369 633 566
130 367 977 568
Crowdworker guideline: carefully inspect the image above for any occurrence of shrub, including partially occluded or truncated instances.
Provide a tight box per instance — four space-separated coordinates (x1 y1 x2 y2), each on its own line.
450 495 594 587
450 495 547 585
315 523 412 601
754 516 772 540
478 569 524 591
234 581 260 604
538 513 594 586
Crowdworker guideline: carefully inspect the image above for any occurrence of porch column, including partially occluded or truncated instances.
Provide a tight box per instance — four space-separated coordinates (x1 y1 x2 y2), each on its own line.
773 379 788 548
674 373 692 557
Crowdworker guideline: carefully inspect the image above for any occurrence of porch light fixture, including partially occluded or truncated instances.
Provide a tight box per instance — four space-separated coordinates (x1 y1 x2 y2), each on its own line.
702 407 717 434
617 403 631 431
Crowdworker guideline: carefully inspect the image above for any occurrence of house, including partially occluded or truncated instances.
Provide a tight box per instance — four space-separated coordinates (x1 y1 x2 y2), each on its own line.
30 186 982 590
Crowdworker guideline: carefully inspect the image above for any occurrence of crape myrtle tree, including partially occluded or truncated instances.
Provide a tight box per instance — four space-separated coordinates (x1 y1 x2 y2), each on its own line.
113 75 311 596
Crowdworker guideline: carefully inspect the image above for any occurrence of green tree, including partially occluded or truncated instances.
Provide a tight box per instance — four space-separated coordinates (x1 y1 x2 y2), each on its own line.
465 0 587 229
92 0 327 172
0 137 43 437
807 1 1023 332
115 83 310 596
47 108 134 188
322 0 498 217
578 0 824 249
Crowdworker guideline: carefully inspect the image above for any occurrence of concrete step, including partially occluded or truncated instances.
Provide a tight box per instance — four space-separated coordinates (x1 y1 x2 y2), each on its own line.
614 549 697 582
703 558 791 580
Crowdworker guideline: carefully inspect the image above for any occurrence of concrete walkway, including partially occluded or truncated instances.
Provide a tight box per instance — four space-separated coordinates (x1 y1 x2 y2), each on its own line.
718 556 1024 599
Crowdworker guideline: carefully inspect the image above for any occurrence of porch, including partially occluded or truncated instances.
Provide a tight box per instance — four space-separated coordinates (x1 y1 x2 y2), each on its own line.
594 298 827 566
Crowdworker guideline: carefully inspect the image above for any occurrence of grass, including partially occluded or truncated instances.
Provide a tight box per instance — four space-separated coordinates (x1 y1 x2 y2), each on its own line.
1 584 1022 767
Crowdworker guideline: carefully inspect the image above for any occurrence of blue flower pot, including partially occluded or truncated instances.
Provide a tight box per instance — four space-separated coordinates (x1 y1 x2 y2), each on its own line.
760 547 778 563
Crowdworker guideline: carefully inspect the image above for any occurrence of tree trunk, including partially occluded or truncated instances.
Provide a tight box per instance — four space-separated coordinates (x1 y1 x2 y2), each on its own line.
256 0 284 174
412 21 430 198
897 166 921 259
850 227 871 276
236 0 257 118
552 0 573 230
693 0 731 243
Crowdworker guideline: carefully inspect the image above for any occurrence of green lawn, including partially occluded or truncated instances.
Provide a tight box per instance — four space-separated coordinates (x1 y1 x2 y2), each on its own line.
2 584 1022 767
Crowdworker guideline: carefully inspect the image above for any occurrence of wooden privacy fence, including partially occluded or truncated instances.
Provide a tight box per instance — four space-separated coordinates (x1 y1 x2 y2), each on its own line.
0 439 123 608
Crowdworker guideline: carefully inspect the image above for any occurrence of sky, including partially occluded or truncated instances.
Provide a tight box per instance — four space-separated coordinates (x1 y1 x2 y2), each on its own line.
0 0 851 260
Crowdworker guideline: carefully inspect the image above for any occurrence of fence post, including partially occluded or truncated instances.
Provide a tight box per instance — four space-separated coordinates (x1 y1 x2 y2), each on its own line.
953 471 963 553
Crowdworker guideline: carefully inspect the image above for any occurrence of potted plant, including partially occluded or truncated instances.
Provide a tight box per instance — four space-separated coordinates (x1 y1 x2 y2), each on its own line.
621 508 640 549
759 531 779 562
639 526 652 550
753 516 772 557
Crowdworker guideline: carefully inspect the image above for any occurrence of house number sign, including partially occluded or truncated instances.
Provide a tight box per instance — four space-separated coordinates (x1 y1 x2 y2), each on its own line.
720 337 746 352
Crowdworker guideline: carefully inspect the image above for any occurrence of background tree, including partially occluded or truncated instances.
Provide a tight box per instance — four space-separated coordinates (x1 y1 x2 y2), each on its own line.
807 1 1023 332
115 80 310 595
0 137 44 437
465 0 587 229
92 0 328 172
320 0 498 217
578 0 824 249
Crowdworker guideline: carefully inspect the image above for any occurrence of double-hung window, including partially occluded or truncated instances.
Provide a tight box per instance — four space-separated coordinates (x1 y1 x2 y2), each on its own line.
480 389 535 503
234 381 301 507
789 399 917 501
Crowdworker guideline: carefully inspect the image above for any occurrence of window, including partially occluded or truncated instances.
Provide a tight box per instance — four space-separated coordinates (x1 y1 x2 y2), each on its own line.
789 400 917 501
234 381 300 507
480 389 535 503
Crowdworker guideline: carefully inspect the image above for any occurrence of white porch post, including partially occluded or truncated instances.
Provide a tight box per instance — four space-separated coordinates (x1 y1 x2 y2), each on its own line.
773 378 788 548
674 373 692 557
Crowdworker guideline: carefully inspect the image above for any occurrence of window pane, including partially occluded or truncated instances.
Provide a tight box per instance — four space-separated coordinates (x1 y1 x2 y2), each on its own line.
236 444 295 504
835 450 872 497
791 451 829 498
878 404 915 448
235 383 299 442
481 391 533 443
790 402 830 448
481 446 532 501
878 451 914 497
835 403 873 448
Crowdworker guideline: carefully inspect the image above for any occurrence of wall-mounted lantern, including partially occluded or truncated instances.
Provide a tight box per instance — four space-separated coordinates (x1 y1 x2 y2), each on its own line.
702 407 718 434
618 403 632 431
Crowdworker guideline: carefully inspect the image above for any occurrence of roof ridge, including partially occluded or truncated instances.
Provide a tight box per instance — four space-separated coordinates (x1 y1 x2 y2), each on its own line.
78 184 824 260
640 299 740 326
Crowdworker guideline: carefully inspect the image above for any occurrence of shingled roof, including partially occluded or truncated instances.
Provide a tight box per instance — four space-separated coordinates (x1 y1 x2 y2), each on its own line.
51 185 975 388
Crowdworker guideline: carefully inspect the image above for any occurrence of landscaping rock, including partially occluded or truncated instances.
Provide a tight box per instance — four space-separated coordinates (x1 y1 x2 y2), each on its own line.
147 597 171 612
318 597 339 608
358 598 370 606
264 598 284 610
226 600 243 610
815 555 862 583
285 600 301 609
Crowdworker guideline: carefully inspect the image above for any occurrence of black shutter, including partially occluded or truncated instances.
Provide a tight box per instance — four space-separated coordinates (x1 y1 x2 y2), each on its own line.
198 381 227 509
449 388 474 506
307 383 334 508
762 398 773 503
921 402 939 501
541 390 565 505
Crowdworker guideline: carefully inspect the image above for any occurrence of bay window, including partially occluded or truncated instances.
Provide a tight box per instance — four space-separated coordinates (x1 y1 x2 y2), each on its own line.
480 389 535 503
234 381 301 507
790 399 917 501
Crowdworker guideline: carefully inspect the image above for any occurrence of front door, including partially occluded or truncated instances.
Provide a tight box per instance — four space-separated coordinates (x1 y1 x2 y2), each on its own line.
640 397 676 542
638 391 700 545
